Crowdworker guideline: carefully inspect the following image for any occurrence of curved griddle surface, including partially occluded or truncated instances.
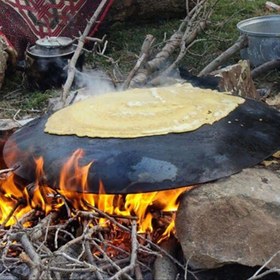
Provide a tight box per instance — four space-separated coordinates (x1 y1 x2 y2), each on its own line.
3 99 280 194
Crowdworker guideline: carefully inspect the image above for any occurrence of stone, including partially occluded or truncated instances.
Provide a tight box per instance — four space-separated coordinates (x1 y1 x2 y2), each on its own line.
175 167 280 269
153 237 179 280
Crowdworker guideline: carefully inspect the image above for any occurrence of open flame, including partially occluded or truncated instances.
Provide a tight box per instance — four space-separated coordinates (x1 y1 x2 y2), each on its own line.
0 148 189 242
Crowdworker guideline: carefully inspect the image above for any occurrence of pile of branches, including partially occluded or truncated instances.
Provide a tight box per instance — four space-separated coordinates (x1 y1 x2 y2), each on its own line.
0 206 186 280
0 168 187 280
62 0 216 103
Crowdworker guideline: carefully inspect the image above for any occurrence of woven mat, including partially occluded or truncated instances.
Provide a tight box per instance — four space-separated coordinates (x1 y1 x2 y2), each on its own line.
0 0 114 57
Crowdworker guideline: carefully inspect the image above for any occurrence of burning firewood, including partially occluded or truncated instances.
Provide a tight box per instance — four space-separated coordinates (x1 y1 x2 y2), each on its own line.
0 162 188 279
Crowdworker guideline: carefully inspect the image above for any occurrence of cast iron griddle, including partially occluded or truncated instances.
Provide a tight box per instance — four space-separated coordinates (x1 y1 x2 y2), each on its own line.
3 99 280 194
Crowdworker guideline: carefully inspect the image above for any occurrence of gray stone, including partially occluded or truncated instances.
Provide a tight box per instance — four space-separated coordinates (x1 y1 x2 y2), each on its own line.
153 237 178 280
175 167 280 269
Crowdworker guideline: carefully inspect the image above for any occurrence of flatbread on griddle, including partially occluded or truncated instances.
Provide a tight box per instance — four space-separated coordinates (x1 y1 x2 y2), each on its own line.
44 83 244 138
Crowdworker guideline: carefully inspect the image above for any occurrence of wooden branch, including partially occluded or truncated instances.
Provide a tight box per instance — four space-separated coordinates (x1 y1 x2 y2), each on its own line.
91 239 134 280
109 220 138 280
147 32 183 72
10 232 42 280
149 1 212 86
90 206 137 232
123 34 155 89
0 164 19 176
146 0 206 73
165 22 207 74
265 1 280 11
128 31 183 88
178 0 207 32
85 241 104 280
248 250 280 280
29 212 57 241
84 35 107 44
198 35 248 77
16 210 36 226
128 0 210 88
146 1 210 73
61 0 109 103
135 264 144 280
251 59 280 79
149 38 205 86
49 225 105 279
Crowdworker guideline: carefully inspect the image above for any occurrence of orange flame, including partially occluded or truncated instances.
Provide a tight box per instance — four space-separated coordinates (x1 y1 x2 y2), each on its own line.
0 149 190 241
0 172 30 226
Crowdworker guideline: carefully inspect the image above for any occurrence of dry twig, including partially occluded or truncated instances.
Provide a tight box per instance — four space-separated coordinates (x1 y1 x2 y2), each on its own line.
10 232 42 280
251 59 280 79
110 220 138 280
128 0 210 88
248 250 280 280
62 0 110 103
122 34 155 89
0 184 185 279
0 165 20 176
198 34 248 76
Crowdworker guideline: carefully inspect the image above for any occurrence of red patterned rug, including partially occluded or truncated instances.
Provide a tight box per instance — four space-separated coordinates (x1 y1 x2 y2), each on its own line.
0 0 114 57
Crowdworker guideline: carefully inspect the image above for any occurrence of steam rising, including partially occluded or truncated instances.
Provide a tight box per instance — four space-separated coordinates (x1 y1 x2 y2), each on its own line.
75 69 116 99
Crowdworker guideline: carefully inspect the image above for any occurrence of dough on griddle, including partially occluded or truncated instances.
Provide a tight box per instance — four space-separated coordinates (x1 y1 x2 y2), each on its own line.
45 83 244 138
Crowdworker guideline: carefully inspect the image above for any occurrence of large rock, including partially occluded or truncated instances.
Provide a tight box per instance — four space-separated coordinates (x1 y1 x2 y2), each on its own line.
175 167 280 269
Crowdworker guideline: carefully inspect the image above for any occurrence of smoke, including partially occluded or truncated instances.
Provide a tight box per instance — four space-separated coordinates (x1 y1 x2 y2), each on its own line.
75 68 116 98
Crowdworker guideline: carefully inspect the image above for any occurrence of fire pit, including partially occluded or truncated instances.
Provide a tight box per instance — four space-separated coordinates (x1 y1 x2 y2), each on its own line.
1 83 280 279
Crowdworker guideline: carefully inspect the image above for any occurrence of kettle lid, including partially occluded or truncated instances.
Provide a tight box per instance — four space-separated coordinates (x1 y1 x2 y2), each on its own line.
36 37 73 48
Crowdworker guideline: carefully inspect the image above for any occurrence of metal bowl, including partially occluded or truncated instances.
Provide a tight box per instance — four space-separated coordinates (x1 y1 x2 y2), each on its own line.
237 15 280 67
